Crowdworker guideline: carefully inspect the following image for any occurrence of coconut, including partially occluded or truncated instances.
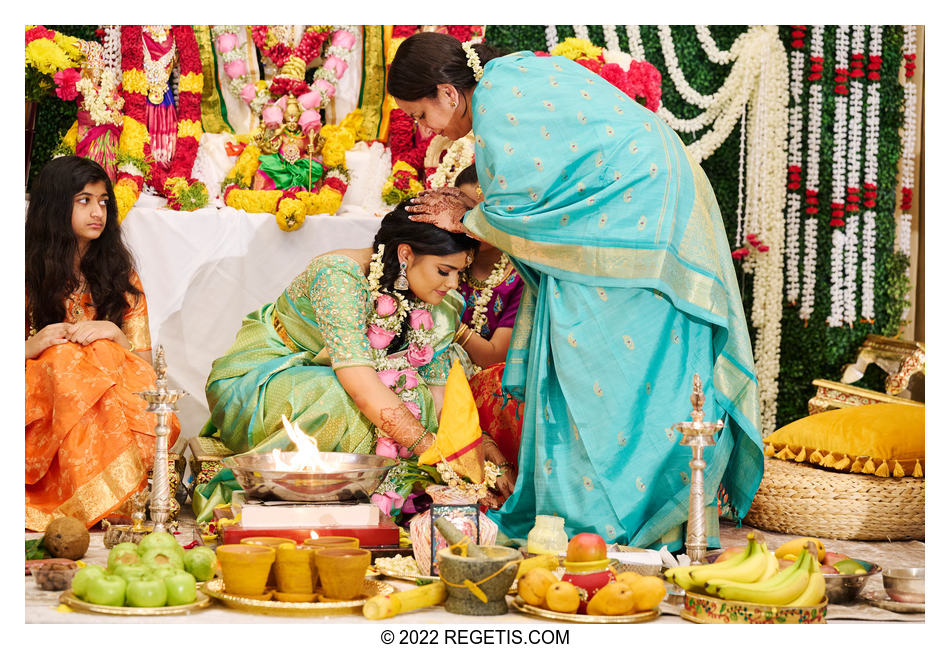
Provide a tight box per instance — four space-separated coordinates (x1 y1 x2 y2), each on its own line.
43 517 90 560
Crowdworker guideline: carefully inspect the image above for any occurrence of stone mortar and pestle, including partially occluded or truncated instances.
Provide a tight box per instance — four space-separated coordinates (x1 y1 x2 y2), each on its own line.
434 516 522 616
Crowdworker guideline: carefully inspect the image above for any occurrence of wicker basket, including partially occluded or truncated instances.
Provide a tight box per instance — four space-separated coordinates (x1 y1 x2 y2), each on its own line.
744 458 924 541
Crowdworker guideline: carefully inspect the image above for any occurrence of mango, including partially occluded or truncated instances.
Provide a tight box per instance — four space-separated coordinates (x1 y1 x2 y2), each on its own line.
587 582 637 616
545 581 580 614
772 537 825 563
833 559 867 575
518 567 559 607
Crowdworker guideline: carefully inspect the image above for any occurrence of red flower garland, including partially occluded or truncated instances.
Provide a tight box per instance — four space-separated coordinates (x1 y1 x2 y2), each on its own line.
121 25 205 200
388 109 432 176
252 26 329 69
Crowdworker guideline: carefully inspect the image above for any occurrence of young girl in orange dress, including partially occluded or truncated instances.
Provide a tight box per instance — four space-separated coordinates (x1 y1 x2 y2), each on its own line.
25 156 179 532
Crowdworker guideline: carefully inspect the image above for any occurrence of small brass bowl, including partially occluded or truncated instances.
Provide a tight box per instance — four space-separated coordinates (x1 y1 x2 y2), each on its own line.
883 567 925 604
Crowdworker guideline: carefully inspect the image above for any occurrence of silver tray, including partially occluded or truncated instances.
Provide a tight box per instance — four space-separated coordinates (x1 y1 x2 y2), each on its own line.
222 452 396 503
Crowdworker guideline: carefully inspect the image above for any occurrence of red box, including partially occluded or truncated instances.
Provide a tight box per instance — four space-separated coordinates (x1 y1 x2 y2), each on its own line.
220 520 401 547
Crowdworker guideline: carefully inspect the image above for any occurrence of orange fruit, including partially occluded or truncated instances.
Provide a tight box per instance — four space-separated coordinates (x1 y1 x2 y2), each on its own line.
544 581 580 614
615 571 644 588
629 576 667 611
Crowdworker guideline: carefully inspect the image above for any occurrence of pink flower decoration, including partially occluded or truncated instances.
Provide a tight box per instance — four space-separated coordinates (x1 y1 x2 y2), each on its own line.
298 89 323 110
377 369 401 390
299 109 321 134
314 78 336 99
240 83 257 103
323 55 348 80
367 324 396 349
400 370 419 391
224 59 247 79
408 309 434 331
262 105 284 129
53 68 81 101
406 343 434 367
375 294 397 316
404 401 421 419
216 32 238 53
331 29 356 50
370 490 405 517
374 437 400 459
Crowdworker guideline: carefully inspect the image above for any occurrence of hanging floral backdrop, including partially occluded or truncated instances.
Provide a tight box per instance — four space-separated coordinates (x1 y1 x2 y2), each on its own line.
25 25 921 434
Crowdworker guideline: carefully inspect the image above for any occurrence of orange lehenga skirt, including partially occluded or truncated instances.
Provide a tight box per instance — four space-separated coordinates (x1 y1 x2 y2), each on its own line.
469 362 524 473
25 340 180 532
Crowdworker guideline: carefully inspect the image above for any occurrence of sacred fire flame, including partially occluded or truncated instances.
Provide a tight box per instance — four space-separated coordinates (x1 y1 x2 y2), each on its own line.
271 415 334 472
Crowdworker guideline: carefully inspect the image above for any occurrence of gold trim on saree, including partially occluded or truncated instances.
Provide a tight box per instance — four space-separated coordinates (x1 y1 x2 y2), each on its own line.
271 311 302 353
26 443 147 532
194 25 232 135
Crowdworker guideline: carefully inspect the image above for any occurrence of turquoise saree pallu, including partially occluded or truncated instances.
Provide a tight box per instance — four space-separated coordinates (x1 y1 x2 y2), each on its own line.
466 52 763 549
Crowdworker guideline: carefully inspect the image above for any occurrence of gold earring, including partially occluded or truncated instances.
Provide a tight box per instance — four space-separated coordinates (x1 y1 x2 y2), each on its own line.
451 101 457 108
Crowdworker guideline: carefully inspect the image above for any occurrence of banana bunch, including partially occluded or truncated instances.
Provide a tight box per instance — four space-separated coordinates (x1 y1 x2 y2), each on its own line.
664 534 826 607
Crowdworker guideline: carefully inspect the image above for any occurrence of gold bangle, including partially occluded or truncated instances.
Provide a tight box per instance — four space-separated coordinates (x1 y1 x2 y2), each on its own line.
453 323 470 344
459 329 475 348
128 340 135 352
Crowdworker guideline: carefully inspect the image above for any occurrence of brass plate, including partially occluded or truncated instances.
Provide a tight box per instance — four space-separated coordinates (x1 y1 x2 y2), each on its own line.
201 578 394 617
59 590 212 616
512 596 659 624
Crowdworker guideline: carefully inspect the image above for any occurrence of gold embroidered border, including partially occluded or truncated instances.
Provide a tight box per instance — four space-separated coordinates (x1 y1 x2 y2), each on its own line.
194 25 232 135
26 443 146 532
358 26 385 141
464 205 728 322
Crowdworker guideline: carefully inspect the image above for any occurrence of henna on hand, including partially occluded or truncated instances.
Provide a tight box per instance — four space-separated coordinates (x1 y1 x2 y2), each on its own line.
379 404 433 452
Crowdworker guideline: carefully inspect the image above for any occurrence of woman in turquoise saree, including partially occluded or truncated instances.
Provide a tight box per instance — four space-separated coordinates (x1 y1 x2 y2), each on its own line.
195 202 509 520
389 34 764 551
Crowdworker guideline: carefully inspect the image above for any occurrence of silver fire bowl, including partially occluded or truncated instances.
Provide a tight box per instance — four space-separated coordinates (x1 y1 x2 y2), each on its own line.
222 452 398 503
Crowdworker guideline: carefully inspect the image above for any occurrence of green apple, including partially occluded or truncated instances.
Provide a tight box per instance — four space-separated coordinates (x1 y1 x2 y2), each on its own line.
71 565 107 599
125 576 167 607
107 543 142 571
163 570 197 606
183 546 218 581
150 566 178 581
112 564 151 583
141 547 185 572
137 531 184 559
85 574 127 606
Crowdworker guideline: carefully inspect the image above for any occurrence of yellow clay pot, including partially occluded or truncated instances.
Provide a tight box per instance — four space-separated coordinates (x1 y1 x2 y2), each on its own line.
313 548 371 601
242 537 296 589
217 544 276 596
275 545 314 594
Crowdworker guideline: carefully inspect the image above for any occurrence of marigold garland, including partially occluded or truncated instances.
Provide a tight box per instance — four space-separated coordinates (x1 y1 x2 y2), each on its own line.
120 25 207 213
222 110 361 228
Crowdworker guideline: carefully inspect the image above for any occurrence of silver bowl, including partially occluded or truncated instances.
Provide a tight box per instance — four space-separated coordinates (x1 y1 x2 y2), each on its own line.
824 560 881 604
883 567 925 603
222 452 397 503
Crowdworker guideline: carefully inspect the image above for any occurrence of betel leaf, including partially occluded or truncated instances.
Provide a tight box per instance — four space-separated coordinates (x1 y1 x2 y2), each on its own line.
26 538 50 560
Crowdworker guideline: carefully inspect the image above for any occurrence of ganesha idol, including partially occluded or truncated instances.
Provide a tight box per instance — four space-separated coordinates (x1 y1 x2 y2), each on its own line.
251 95 325 192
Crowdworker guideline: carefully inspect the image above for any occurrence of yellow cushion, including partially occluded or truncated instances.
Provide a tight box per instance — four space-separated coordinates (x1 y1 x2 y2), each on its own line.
764 403 924 477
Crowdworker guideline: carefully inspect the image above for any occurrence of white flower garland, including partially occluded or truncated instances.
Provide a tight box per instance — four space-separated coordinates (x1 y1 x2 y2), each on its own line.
461 41 484 82
861 25 883 322
827 25 851 328
800 25 824 322
695 26 739 64
428 136 474 190
545 25 559 53
102 25 122 79
741 29 789 435
841 25 866 327
897 25 918 259
572 25 589 41
785 35 806 304
734 107 747 249
625 25 645 61
76 68 124 126
603 25 621 54
466 253 511 336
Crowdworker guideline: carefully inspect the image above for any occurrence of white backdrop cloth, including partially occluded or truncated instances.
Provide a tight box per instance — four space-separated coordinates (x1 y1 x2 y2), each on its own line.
122 195 384 445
